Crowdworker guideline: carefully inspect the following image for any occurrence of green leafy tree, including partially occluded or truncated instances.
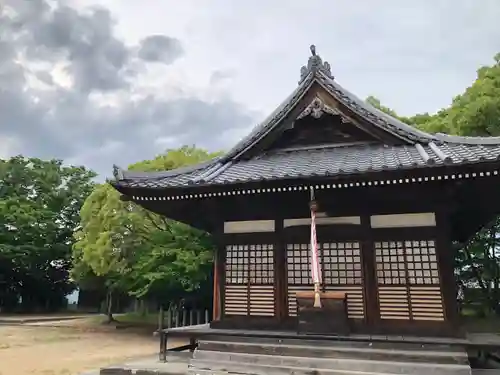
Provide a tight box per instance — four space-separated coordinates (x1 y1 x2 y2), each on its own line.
72 183 136 321
129 145 221 171
428 53 500 136
72 146 220 320
0 156 96 312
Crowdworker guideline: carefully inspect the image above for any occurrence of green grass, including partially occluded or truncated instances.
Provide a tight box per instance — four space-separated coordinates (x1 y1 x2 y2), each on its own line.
90 312 160 326
115 312 159 325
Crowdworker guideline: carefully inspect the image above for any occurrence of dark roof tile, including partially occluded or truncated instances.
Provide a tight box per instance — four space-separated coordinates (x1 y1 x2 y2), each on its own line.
115 143 500 190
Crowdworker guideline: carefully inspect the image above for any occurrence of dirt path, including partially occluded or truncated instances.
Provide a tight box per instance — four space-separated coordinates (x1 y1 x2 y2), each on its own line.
0 321 184 375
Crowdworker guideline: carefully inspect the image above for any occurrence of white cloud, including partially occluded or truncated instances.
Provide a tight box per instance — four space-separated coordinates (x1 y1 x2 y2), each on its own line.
2 0 500 179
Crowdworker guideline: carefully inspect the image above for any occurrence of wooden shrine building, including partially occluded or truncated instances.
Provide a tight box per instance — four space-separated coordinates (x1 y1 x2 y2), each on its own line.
111 46 500 338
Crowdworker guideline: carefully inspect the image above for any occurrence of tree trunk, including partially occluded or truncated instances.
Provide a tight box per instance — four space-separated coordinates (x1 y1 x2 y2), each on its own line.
137 298 145 316
105 289 116 323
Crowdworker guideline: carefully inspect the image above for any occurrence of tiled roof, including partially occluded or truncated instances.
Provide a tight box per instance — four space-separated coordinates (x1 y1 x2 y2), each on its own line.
112 46 500 192
115 142 500 189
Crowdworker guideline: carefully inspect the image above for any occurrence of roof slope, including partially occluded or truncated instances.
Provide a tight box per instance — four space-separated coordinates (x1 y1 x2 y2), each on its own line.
112 46 500 191
115 143 500 189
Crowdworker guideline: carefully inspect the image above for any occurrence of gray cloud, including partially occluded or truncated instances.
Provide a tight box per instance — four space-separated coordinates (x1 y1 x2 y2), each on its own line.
209 69 235 86
0 0 256 178
138 35 183 64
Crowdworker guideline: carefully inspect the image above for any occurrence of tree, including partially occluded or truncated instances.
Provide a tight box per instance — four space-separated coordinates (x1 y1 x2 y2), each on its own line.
365 95 434 128
128 145 222 171
72 183 135 321
0 156 96 312
428 53 500 136
72 146 220 320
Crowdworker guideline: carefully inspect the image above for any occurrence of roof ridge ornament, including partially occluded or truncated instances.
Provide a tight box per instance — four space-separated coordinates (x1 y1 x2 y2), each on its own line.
112 164 124 180
297 96 344 120
299 45 334 84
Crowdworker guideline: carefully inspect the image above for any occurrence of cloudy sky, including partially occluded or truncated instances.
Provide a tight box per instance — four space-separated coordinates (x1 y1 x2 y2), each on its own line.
1 0 499 179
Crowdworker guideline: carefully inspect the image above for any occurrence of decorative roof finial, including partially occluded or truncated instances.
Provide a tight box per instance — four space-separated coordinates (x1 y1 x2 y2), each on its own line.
310 44 316 56
112 164 124 180
299 45 333 84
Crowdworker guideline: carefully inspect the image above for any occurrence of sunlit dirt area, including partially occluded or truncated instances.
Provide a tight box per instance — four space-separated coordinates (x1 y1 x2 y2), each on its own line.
0 318 162 375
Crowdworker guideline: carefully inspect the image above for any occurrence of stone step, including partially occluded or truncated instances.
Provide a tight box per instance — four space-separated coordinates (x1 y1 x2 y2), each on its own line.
200 334 461 352
189 358 469 375
197 339 468 365
99 358 189 375
190 350 471 375
189 361 394 375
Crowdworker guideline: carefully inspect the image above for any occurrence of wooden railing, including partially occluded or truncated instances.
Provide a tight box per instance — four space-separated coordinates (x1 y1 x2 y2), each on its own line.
157 307 211 330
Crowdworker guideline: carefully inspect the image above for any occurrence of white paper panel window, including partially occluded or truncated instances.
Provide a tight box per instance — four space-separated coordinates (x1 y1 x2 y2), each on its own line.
284 215 361 228
370 213 436 228
224 220 275 233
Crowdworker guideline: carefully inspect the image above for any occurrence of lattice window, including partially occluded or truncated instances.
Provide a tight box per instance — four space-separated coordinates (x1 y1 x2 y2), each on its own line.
405 240 439 285
375 241 407 285
249 244 274 284
225 245 249 284
375 241 439 285
225 244 274 285
323 242 362 285
287 244 314 285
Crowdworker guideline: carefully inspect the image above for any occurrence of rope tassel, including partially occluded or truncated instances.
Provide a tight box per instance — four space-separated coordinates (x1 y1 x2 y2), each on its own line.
309 186 322 308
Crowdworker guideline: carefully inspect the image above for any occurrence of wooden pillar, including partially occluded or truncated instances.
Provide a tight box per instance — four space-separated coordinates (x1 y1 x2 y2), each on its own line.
435 209 460 334
360 215 378 331
207 199 225 323
212 246 221 321
274 217 286 321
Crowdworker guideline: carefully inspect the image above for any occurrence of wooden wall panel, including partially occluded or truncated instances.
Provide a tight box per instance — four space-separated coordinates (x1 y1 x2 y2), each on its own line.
409 286 444 321
378 286 410 320
249 285 275 317
224 285 248 316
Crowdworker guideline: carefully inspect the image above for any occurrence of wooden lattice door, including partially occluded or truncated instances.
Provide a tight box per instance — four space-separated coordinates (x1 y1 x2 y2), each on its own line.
224 244 275 317
285 241 365 320
374 240 444 323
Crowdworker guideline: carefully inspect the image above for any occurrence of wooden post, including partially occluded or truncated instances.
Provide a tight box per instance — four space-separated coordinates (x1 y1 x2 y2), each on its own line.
206 201 224 323
213 247 221 321
204 309 209 323
436 209 461 335
189 310 194 326
275 216 286 320
360 214 379 329
166 308 172 328
159 331 168 362
182 309 187 327
158 305 164 331
196 309 201 325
